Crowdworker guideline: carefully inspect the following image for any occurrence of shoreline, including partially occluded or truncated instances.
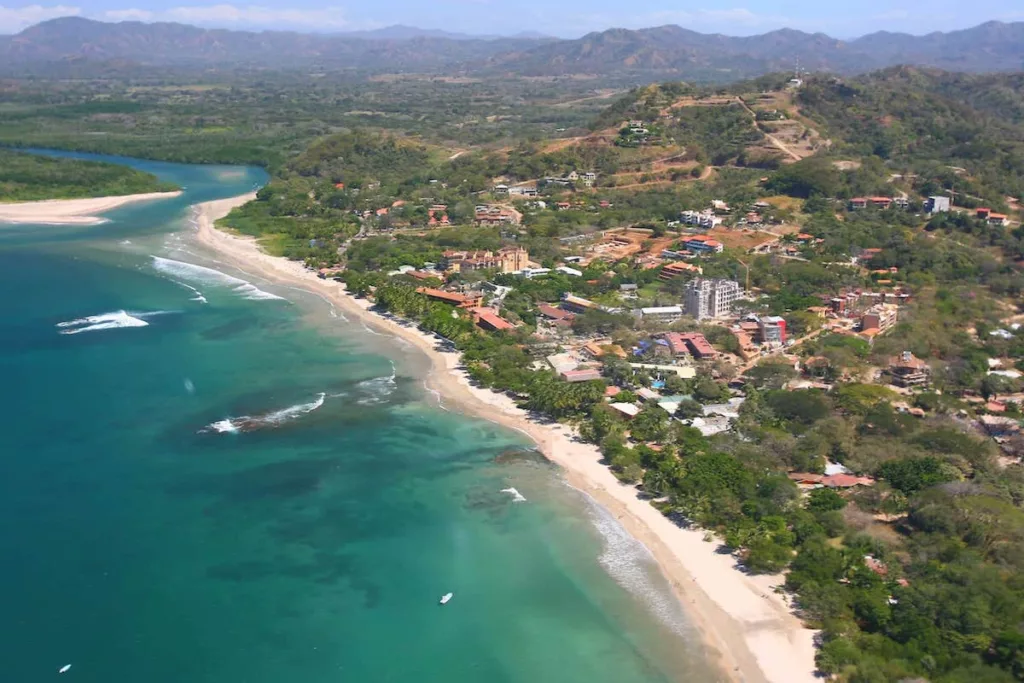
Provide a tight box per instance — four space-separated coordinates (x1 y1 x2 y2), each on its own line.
0 190 183 225
189 192 819 683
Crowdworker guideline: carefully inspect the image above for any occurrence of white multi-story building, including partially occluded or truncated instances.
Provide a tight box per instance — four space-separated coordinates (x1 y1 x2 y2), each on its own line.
680 210 722 229
684 278 741 320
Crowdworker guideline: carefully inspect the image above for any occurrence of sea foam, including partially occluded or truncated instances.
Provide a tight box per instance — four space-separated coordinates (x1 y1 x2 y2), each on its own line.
201 392 326 434
581 490 694 637
151 256 286 302
501 487 527 503
57 310 155 335
356 363 397 405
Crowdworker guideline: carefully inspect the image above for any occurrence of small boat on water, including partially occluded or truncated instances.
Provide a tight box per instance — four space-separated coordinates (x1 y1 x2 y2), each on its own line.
58 664 72 674
439 592 453 605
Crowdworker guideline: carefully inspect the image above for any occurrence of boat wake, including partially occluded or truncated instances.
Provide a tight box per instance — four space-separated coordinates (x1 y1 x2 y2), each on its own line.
151 256 287 302
57 310 170 335
201 392 326 434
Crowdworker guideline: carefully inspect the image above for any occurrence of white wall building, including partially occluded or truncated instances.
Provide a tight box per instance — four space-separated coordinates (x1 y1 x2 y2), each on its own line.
684 278 741 320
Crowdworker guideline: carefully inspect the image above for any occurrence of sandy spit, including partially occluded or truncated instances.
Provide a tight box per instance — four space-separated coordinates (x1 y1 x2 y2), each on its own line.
190 192 820 683
0 191 183 225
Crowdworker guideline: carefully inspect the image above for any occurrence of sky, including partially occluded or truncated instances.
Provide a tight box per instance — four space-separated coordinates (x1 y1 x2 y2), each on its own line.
1 0 1023 38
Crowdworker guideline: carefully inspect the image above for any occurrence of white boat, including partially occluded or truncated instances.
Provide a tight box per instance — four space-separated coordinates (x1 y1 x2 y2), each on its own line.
439 592 453 605
59 664 72 674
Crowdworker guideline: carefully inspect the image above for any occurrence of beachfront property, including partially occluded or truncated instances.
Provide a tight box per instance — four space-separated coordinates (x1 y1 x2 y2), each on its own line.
416 287 483 308
684 278 741 320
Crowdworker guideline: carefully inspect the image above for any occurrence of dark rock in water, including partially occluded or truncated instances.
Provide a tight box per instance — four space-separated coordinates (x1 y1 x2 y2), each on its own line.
493 447 548 465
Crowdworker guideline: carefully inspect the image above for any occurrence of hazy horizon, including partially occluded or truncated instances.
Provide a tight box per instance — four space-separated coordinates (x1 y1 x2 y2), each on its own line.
1 2 1022 40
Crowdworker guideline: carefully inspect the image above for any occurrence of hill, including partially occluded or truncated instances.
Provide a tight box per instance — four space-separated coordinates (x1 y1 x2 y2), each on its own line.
3 17 1024 79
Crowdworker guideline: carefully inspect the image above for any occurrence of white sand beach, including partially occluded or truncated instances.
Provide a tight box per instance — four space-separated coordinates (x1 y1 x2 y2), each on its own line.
0 191 183 225
191 192 820 683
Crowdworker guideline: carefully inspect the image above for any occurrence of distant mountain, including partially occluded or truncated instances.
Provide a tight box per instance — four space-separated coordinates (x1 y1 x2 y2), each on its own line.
3 17 1023 78
1 17 536 70
337 25 498 41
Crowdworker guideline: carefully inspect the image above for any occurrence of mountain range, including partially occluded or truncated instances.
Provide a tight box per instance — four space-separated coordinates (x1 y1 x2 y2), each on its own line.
2 17 1023 79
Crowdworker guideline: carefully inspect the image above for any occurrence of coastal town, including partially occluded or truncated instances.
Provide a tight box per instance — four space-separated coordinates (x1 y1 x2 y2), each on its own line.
5 34 1024 683
213 77 1024 681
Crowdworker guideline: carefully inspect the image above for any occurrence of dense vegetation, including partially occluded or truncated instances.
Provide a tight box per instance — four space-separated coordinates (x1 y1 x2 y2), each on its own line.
6 58 1024 683
0 149 178 201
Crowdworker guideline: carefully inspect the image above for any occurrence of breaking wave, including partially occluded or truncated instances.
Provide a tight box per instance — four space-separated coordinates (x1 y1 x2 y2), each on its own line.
57 310 168 335
423 381 448 411
501 487 527 503
201 392 326 434
581 490 693 637
356 363 397 405
151 256 286 302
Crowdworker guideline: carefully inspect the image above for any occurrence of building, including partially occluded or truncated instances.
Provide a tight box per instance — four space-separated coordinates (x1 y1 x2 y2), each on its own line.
661 332 717 360
758 316 787 344
682 235 724 255
556 266 584 277
684 278 741 320
850 197 897 211
861 304 898 334
638 306 684 324
659 261 704 281
474 205 522 226
441 246 528 274
887 351 930 388
470 307 514 332
680 210 722 229
581 172 597 187
561 368 603 383
988 213 1009 227
924 196 951 214
560 293 599 315
416 287 483 308
508 186 538 198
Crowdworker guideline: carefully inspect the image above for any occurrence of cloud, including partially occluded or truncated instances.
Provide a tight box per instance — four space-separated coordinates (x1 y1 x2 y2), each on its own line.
101 4 355 30
0 4 80 32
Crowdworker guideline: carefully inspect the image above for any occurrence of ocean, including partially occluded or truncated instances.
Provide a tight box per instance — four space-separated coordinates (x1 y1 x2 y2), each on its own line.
0 152 721 682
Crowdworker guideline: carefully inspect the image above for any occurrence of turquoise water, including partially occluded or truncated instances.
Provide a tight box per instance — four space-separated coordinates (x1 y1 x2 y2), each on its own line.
0 153 720 682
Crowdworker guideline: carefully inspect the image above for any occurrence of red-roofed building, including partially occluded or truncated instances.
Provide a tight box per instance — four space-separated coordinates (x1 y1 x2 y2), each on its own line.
561 369 603 383
977 208 992 220
537 303 573 321
658 261 703 281
822 474 875 488
416 287 482 308
471 307 514 332
683 235 724 254
988 213 1009 226
661 332 717 359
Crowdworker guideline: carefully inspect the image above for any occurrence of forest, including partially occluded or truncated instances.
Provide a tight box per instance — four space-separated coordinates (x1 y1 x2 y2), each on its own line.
6 59 1024 683
0 149 178 201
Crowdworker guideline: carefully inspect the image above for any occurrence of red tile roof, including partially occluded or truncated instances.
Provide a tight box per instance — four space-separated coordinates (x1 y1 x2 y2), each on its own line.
417 287 473 306
472 308 514 331
538 303 572 320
